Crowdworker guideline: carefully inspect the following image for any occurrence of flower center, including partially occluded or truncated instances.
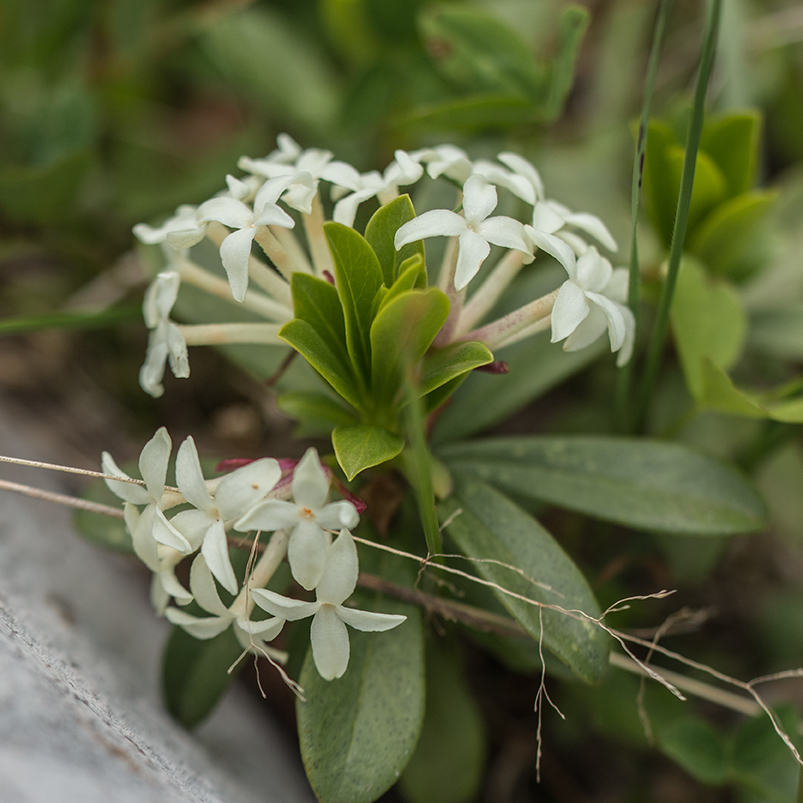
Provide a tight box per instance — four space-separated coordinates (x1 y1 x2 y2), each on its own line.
300 507 315 519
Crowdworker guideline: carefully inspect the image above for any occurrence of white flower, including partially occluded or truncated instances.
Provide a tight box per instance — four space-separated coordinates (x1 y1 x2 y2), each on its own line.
197 174 304 302
409 144 473 183
472 156 541 205
166 555 284 651
139 271 189 398
234 448 359 591
102 427 192 569
551 247 635 366
327 150 424 227
170 437 282 595
133 205 209 249
147 543 193 615
251 530 405 680
394 175 532 291
531 199 617 255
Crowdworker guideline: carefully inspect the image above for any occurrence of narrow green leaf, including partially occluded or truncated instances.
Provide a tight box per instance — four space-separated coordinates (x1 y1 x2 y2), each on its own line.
544 6 590 120
162 626 244 729
290 272 350 369
324 222 385 380
641 119 680 246
665 145 728 235
442 472 608 683
0 306 140 337
670 258 746 400
332 424 405 480
364 195 424 286
277 391 357 436
439 435 767 535
279 319 362 409
419 341 493 397
700 110 762 196
297 604 424 803
399 639 486 803
370 288 449 405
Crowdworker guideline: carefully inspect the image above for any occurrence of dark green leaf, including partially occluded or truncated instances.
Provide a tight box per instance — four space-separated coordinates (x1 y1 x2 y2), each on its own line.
162 625 244 729
364 195 424 286
325 222 385 381
279 319 363 409
442 472 608 683
700 111 762 196
439 436 768 535
297 602 424 803
399 639 486 803
642 119 681 246
332 424 405 481
655 717 729 784
290 272 350 370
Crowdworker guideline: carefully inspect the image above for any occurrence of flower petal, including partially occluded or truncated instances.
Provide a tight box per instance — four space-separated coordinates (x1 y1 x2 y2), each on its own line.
454 229 490 291
235 616 285 641
139 427 171 501
524 227 576 275
201 519 239 596
215 458 282 523
550 281 590 343
462 175 497 224
152 508 193 553
165 322 189 379
165 609 232 640
169 508 210 551
176 437 214 514
189 554 232 617
315 500 359 531
332 188 376 228
575 248 612 294
316 529 359 606
101 452 150 505
616 305 636 367
220 227 258 303
139 336 168 398
310 606 350 680
197 197 254 229
234 499 300 533
394 210 466 249
251 588 320 621
563 211 618 252
476 216 529 253
292 448 329 510
337 606 406 632
585 292 627 352
287 520 329 591
563 303 608 352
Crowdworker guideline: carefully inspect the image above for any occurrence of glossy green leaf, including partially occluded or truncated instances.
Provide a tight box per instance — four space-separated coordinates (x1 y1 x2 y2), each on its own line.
700 111 761 196
399 639 486 803
432 335 603 443
332 424 405 480
290 272 351 369
689 190 776 278
162 625 244 729
419 7 544 100
364 195 424 286
297 601 424 803
279 319 362 409
670 258 746 400
377 255 428 316
370 288 449 405
277 391 357 436
442 472 608 683
325 222 385 380
419 341 493 396
439 436 767 535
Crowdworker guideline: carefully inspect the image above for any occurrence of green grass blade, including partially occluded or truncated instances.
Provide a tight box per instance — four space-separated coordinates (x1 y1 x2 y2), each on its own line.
0 306 140 336
634 0 723 430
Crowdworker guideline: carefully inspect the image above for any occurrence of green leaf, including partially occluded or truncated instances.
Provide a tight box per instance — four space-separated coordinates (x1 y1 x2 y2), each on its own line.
689 190 776 278
543 6 590 121
402 94 535 132
162 625 244 729
442 472 608 683
279 319 362 409
364 195 424 286
666 145 728 235
377 255 428 316
419 341 493 397
439 436 767 535
670 258 746 400
277 391 358 436
433 335 603 444
700 111 762 196
297 602 424 803
655 717 729 785
290 273 350 364
370 288 449 405
419 8 544 100
332 424 405 480
399 639 486 803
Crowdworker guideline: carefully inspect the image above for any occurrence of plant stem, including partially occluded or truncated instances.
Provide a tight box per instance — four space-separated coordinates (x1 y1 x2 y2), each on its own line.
178 322 282 346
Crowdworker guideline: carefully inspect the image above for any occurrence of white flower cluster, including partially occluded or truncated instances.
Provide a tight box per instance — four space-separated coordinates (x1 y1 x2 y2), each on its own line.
103 429 404 680
133 135 634 397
